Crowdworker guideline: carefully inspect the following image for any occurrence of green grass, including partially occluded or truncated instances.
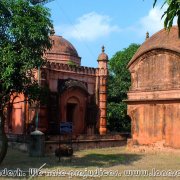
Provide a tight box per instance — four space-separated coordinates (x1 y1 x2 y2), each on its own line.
0 146 180 180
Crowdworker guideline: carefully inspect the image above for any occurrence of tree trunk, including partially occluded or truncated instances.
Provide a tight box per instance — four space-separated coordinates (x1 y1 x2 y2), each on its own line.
0 109 8 164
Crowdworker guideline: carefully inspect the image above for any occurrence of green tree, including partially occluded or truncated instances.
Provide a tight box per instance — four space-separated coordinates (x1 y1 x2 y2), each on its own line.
153 0 180 35
28 0 53 5
67 60 78 67
0 0 52 164
107 44 140 132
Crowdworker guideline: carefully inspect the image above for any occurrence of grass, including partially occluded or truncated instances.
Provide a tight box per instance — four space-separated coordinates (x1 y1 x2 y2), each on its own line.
0 146 180 180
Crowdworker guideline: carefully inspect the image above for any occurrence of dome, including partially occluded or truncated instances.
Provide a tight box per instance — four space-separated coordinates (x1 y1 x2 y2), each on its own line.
98 46 108 61
45 35 81 66
128 26 180 68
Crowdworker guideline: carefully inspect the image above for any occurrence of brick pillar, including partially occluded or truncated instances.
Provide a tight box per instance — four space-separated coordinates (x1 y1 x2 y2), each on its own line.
97 46 108 135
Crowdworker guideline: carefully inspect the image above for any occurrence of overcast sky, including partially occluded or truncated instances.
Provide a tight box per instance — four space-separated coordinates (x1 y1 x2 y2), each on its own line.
45 0 167 67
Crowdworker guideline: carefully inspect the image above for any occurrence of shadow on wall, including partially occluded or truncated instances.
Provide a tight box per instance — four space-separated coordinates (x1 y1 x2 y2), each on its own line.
8 96 25 134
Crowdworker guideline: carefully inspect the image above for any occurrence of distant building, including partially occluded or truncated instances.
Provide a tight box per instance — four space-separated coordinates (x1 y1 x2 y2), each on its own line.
126 26 180 148
6 30 108 136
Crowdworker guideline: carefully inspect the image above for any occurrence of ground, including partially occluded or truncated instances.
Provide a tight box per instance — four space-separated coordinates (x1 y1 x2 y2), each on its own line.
0 146 180 180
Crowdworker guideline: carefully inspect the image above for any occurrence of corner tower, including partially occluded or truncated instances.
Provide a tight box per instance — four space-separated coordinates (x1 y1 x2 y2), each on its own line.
97 46 108 135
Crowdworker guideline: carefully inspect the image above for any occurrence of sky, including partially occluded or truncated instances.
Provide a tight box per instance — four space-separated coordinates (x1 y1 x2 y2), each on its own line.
44 0 167 67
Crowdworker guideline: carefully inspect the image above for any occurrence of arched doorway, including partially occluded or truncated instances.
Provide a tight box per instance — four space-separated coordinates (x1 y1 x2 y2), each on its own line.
60 88 88 135
66 97 79 123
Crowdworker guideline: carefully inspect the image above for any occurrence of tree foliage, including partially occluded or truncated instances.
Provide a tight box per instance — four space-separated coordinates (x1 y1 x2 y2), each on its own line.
153 0 180 35
107 44 140 133
0 0 52 164
29 0 53 5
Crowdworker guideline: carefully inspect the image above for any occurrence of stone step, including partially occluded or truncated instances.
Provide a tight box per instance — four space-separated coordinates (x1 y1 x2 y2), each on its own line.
45 133 130 141
45 133 129 154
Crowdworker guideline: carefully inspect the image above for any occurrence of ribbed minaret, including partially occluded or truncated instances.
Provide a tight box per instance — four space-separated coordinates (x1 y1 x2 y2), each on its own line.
97 46 108 135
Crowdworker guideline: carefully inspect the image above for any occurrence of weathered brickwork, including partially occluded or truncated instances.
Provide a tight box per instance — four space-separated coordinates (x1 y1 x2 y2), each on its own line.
126 26 180 148
6 34 108 136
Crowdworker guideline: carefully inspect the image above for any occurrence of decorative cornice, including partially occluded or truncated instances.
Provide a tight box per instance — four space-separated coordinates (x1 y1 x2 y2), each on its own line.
124 98 180 104
128 49 180 70
43 62 97 76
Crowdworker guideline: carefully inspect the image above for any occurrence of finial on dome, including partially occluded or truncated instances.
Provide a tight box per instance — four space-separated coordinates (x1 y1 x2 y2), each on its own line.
98 45 108 61
146 32 149 40
50 27 55 35
102 45 105 53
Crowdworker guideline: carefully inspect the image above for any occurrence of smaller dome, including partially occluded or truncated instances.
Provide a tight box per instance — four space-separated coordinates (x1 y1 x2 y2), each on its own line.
98 46 108 61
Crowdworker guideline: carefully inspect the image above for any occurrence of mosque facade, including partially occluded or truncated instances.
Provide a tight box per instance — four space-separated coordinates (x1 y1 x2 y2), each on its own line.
6 31 108 136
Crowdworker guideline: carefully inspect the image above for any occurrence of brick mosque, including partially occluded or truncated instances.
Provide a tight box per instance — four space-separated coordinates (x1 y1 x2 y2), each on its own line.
126 26 180 149
5 25 180 150
6 30 108 136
